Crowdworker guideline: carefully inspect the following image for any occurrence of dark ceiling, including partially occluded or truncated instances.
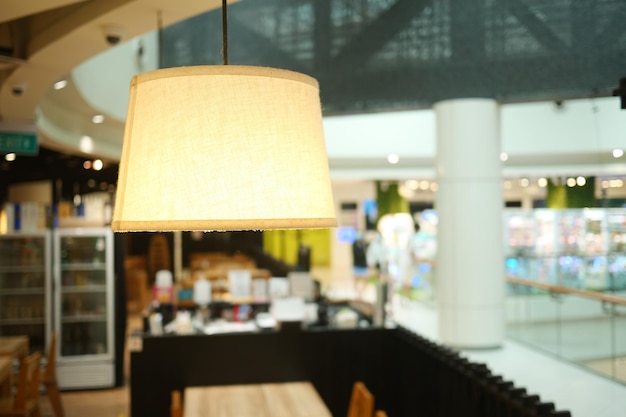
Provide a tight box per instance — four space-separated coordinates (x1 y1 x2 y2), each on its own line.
163 0 626 114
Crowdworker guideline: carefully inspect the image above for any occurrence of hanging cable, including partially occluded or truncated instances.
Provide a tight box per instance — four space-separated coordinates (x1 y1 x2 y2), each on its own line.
222 0 229 65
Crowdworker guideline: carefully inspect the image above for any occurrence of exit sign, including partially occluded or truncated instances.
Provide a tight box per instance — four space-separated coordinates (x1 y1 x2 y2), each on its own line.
0 132 38 155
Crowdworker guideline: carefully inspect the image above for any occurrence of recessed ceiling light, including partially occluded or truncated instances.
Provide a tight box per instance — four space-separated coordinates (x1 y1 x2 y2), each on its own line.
92 114 105 124
419 180 430 190
5 153 16 162
500 152 509 162
613 149 624 158
406 179 419 190
576 176 586 186
83 160 92 169
398 184 413 199
54 80 67 90
93 159 104 171
610 179 624 188
387 154 399 164
538 177 548 187
80 135 94 153
520 178 529 187
503 180 512 189
566 177 576 187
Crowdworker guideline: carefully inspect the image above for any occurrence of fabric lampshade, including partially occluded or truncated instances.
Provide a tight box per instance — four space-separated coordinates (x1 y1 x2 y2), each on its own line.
112 65 336 231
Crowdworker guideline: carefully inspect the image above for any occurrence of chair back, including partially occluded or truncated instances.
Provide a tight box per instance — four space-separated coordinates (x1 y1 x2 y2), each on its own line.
171 390 183 417
375 411 388 417
347 381 374 417
13 352 42 412
43 332 57 383
41 332 65 417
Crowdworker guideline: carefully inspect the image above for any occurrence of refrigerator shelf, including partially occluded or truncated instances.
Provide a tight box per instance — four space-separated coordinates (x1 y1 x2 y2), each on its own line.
61 315 107 323
0 318 45 325
0 287 46 295
61 285 107 294
0 265 46 273
60 263 107 271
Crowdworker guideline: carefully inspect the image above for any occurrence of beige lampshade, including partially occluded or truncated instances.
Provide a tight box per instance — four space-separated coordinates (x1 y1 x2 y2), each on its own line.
112 65 336 232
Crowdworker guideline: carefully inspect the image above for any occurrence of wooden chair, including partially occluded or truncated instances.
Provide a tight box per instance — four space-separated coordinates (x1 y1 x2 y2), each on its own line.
41 334 64 417
375 410 388 417
0 352 42 417
171 390 183 417
347 381 374 417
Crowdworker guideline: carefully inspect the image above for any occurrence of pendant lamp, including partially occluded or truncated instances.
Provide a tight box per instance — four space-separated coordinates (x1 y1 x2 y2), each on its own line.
111 3 336 232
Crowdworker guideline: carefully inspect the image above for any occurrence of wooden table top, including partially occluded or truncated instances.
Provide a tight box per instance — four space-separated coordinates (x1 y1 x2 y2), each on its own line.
0 336 29 359
184 382 332 417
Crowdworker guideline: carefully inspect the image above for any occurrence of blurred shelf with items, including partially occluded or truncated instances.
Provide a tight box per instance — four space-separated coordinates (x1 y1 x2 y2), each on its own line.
505 208 626 292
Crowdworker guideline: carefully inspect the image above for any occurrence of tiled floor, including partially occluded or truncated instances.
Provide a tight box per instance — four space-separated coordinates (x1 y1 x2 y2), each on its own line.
40 269 626 417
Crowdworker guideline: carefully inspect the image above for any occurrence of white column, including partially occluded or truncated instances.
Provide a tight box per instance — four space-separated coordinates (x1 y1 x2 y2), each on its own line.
434 98 504 348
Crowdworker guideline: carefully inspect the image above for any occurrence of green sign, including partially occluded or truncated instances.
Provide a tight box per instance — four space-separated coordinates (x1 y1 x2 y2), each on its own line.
0 131 38 155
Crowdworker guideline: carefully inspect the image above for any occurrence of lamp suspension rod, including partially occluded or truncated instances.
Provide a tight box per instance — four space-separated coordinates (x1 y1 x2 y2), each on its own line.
221 0 229 65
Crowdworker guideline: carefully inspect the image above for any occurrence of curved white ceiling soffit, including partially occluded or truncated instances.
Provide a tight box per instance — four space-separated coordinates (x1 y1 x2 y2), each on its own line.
36 75 125 160
0 0 227 158
37 32 159 161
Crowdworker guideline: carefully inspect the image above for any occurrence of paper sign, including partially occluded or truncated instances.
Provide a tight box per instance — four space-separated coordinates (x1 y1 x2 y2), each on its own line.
288 271 314 301
228 270 252 299
252 278 268 302
268 277 290 300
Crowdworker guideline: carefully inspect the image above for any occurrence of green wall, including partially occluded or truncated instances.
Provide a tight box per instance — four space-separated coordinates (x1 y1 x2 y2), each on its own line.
375 181 409 222
263 229 331 267
546 177 596 208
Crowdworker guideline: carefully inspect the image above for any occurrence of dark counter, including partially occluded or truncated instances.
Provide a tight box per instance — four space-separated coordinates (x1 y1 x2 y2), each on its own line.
130 326 570 417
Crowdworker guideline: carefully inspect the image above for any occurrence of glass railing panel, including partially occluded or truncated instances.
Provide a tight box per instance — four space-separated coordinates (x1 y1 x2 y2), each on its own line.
506 276 626 385
558 293 614 379
611 300 626 384
506 282 560 357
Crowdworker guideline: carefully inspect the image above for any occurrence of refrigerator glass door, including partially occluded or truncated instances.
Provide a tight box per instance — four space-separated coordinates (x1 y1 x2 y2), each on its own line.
56 230 113 360
0 233 50 353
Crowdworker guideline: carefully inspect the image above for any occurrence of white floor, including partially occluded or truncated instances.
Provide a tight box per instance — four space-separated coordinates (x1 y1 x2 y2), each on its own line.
391 298 626 417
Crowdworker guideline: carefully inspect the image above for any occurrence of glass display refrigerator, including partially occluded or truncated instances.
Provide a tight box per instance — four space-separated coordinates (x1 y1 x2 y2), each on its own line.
606 209 626 291
552 208 610 290
0 232 51 353
53 227 115 389
504 209 558 285
503 208 625 291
